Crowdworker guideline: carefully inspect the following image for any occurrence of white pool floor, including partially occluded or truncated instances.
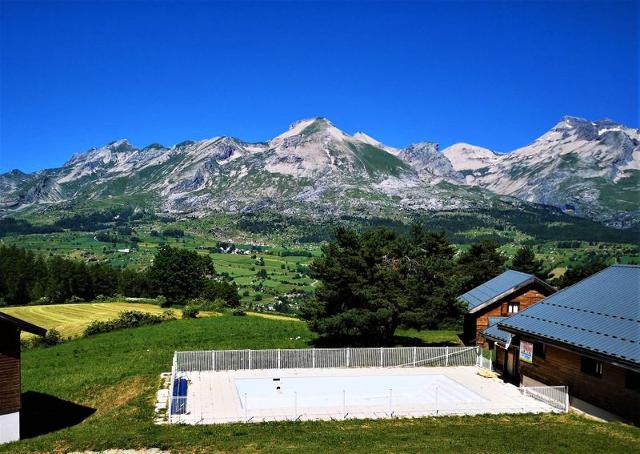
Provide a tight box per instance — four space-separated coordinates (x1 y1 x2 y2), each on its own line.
170 366 559 424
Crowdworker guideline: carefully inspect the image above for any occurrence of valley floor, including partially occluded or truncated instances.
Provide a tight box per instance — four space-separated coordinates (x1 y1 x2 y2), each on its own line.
2 315 638 453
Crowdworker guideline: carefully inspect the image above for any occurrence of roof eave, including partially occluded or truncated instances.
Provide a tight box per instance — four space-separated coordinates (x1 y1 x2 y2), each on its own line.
0 312 47 336
466 276 555 314
499 324 640 371
482 331 510 344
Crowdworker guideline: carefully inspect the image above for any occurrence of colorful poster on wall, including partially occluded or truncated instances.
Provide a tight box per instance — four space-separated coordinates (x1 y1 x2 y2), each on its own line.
520 340 533 363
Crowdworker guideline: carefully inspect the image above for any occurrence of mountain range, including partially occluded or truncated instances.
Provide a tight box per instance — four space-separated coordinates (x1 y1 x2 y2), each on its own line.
1 116 638 228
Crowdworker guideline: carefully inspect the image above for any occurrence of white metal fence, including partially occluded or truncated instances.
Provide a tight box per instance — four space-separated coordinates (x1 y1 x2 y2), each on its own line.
173 346 481 373
520 385 569 412
166 347 568 424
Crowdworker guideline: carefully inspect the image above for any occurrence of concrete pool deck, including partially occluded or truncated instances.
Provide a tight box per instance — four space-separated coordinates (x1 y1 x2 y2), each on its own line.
169 366 560 424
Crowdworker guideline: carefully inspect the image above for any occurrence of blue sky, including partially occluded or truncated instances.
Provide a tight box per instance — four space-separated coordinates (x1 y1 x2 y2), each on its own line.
0 0 637 173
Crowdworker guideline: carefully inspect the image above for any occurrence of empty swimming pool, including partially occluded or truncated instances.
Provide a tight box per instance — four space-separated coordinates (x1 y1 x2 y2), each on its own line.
169 366 561 423
235 374 485 410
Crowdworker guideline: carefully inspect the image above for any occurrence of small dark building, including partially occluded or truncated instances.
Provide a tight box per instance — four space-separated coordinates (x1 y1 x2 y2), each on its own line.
458 270 555 347
493 265 640 424
0 313 46 444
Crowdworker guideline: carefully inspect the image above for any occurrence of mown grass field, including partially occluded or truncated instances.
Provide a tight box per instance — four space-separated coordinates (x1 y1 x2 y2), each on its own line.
0 302 177 338
3 315 638 453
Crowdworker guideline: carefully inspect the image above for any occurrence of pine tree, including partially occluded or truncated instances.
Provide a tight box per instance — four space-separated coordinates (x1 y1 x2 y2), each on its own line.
457 240 507 292
511 245 544 277
300 225 467 344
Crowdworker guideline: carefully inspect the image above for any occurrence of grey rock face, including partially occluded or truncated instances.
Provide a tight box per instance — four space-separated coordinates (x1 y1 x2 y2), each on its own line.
442 117 640 227
1 116 637 228
398 142 464 183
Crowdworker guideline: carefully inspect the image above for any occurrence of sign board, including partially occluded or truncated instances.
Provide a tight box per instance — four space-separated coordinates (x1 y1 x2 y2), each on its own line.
520 340 533 363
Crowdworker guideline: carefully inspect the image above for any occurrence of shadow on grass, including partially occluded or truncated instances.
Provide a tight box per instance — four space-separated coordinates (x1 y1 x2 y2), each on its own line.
20 391 95 439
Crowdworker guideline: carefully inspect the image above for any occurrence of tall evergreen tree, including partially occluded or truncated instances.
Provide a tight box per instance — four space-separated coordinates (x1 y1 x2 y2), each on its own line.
397 226 464 330
300 227 405 344
511 245 544 277
457 239 507 292
301 226 466 344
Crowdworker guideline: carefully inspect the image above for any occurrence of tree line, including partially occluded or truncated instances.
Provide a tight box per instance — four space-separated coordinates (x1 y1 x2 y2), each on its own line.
0 244 239 307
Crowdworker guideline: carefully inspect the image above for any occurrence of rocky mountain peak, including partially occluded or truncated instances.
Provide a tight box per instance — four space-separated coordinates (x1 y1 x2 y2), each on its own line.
442 143 499 172
398 142 463 183
142 142 166 151
1 116 636 229
353 131 399 155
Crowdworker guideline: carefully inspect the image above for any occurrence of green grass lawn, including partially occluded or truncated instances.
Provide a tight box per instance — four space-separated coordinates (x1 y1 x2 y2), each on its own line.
4 315 638 453
395 328 463 345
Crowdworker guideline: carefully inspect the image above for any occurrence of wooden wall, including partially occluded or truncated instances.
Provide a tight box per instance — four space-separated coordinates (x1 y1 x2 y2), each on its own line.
466 283 550 347
518 340 640 424
0 321 21 415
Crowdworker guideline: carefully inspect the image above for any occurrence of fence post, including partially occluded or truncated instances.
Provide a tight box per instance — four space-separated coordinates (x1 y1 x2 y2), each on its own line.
564 386 570 413
248 349 252 370
380 347 384 367
476 346 481 366
278 349 281 369
343 389 346 415
346 347 350 368
445 346 449 367
413 346 417 367
312 348 316 368
168 353 177 424
212 350 216 371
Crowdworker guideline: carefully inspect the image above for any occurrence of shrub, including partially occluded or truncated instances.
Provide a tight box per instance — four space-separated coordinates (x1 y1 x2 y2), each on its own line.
43 329 62 346
65 295 85 304
20 329 63 349
182 305 199 318
84 310 176 336
232 308 246 316
200 280 240 307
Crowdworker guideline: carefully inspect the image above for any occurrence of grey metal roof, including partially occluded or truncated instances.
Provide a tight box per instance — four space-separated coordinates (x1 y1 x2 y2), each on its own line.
499 265 640 367
482 316 510 343
459 269 552 313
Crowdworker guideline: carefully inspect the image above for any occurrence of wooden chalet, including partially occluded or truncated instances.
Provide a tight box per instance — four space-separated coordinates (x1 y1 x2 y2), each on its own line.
485 265 640 424
458 270 555 347
0 312 46 444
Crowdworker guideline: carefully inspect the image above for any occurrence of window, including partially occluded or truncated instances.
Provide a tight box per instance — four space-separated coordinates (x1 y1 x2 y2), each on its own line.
533 341 546 360
581 356 603 377
625 370 640 392
508 303 520 314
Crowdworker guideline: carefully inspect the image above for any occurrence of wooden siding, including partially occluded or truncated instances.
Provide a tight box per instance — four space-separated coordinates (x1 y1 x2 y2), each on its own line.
0 321 21 415
465 283 551 347
518 340 640 424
